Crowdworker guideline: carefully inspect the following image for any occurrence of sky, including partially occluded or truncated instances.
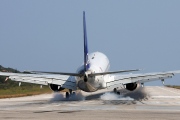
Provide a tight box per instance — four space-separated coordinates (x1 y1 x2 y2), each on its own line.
0 0 180 86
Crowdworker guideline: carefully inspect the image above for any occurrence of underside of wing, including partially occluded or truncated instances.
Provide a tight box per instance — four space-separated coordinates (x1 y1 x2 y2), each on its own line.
0 72 77 91
106 70 180 90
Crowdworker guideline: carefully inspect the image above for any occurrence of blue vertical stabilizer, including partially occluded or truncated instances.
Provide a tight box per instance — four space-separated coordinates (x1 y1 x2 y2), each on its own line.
83 11 89 71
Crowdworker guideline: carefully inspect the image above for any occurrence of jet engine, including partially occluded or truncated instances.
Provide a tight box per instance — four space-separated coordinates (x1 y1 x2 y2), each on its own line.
125 83 137 91
49 84 64 92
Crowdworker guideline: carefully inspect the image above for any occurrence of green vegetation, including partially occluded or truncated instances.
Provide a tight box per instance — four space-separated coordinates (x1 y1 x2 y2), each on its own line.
166 85 180 89
0 65 51 98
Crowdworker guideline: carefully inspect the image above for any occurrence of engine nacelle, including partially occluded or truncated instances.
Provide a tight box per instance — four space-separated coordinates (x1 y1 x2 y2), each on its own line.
125 83 137 91
49 84 64 92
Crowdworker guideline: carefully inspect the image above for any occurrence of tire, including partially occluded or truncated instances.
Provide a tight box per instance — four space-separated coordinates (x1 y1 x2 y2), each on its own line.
66 92 69 99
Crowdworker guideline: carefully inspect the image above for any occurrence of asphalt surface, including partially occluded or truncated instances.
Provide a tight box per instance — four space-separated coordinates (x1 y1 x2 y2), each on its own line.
0 86 180 120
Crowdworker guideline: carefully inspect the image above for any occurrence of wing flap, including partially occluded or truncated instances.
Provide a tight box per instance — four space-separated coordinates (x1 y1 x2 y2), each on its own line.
9 76 49 85
11 78 48 85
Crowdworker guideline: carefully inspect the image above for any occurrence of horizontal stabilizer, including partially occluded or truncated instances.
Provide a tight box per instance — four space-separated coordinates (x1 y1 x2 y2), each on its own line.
24 69 140 77
24 71 81 76
88 69 140 76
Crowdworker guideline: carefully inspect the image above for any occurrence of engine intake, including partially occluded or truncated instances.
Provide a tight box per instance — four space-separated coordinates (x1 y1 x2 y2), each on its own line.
49 84 64 92
126 83 137 91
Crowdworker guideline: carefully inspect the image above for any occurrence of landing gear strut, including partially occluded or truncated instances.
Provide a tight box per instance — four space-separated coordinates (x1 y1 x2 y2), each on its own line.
113 88 120 95
65 89 76 99
65 92 70 99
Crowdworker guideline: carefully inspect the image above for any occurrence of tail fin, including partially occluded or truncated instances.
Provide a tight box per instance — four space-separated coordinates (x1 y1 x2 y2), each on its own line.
83 11 89 71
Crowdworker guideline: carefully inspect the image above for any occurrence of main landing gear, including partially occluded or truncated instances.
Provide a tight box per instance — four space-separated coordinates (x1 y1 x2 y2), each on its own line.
65 92 70 99
65 89 76 99
113 88 120 95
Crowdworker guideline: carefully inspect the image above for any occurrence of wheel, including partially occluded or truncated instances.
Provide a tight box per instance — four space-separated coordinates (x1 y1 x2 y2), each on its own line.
117 91 120 95
113 88 117 93
72 92 76 95
113 88 120 95
65 92 69 99
69 89 72 95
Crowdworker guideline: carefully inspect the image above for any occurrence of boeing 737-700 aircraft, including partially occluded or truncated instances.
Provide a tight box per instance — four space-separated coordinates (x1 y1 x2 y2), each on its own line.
0 12 180 98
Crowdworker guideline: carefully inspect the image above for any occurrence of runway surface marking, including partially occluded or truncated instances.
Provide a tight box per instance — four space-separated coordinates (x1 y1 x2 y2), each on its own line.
0 86 180 110
0 86 180 120
156 86 180 95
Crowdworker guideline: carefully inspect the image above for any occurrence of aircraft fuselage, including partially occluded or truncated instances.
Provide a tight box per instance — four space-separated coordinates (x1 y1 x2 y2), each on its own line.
76 52 110 92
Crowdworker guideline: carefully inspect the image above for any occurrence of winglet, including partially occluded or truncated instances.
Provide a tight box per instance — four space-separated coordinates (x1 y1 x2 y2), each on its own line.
83 11 89 71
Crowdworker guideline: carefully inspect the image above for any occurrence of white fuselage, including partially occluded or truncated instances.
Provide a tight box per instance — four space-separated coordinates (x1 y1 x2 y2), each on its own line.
76 52 110 92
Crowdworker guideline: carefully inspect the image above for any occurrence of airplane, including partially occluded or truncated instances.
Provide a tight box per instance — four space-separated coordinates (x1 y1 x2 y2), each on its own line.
0 11 180 98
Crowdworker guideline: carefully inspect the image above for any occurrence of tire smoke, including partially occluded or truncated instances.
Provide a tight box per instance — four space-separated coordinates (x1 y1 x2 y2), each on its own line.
124 87 149 100
100 92 134 100
100 87 149 101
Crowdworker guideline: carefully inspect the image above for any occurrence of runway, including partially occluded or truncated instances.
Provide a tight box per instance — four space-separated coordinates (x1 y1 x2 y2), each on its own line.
0 86 180 120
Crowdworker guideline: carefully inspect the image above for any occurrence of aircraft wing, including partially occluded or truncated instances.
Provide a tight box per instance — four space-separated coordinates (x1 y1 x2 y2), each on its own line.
106 70 180 89
0 72 77 90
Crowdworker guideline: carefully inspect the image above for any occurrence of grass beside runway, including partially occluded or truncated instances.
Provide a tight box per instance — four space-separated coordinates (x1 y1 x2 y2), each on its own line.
0 65 52 98
0 81 52 98
166 85 180 89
